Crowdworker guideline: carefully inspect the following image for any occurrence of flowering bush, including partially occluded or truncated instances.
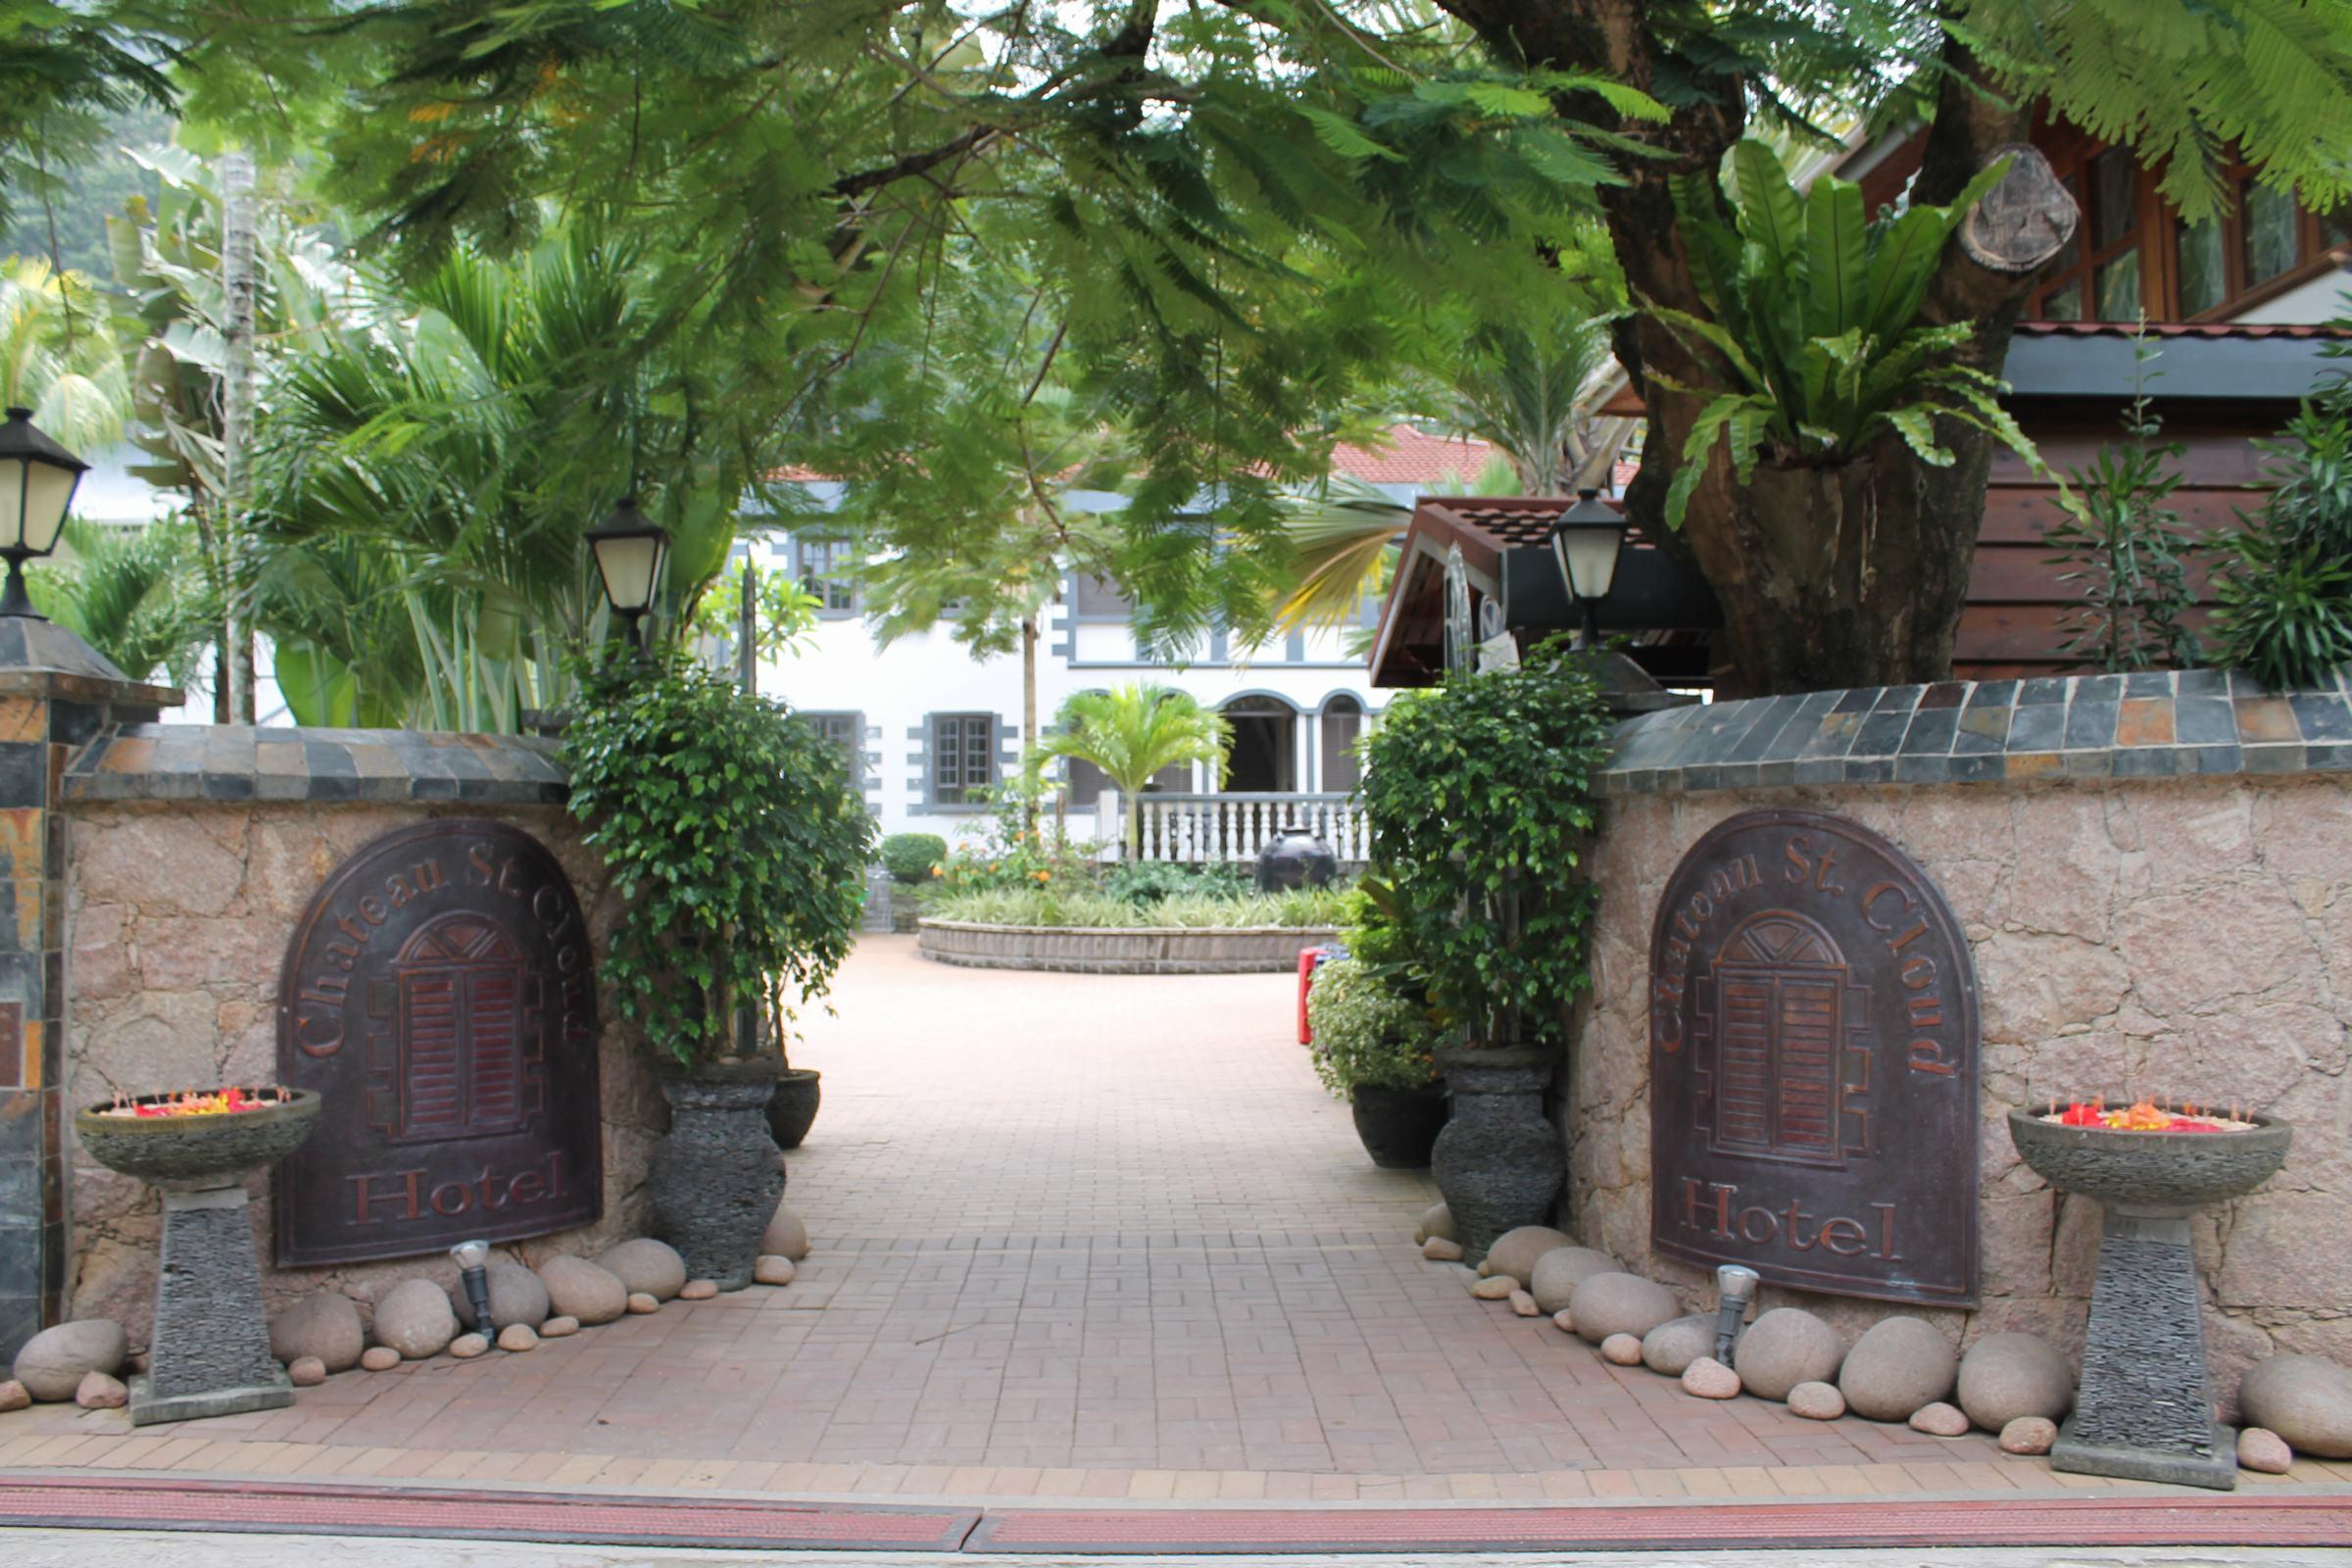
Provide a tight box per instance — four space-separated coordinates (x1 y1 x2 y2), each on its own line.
933 778 1096 892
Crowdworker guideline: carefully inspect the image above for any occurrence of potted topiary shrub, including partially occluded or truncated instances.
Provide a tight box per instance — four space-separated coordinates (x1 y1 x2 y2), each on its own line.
1357 640 1614 1261
566 653 873 1287
880 833 949 933
1306 955 1446 1168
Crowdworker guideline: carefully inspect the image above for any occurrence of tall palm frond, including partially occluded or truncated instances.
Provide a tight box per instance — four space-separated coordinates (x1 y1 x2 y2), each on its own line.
0 258 129 449
28 515 214 685
1452 318 1616 496
1035 685 1232 859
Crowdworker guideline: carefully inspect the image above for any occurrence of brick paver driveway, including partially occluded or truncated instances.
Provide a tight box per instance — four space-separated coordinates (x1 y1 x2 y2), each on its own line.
7 936 2350 1512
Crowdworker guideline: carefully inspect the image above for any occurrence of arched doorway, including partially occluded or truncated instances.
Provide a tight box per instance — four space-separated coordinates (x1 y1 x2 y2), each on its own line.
1318 694 1364 792
1221 695 1298 792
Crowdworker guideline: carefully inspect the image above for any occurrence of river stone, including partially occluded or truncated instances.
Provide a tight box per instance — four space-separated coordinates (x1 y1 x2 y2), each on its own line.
1482 1227 1574 1283
0 1381 28 1413
2239 1354 2352 1458
598 1239 689 1301
1957 1333 2074 1431
373 1279 459 1360
1423 1237 1464 1262
1788 1382 1845 1421
449 1332 489 1360
287 1356 326 1388
1682 1357 1740 1398
541 1316 579 1339
450 1260 551 1331
1838 1316 1958 1423
1470 1275 1518 1300
12 1320 128 1402
270 1293 366 1373
2238 1427 2294 1474
1552 1309 1576 1334
761 1205 810 1263
1416 1203 1454 1245
1734 1308 1845 1402
2000 1415 2057 1454
497 1324 540 1352
755 1255 797 1286
679 1279 720 1301
1570 1273 1681 1346
76 1371 127 1409
1509 1290 1540 1317
1600 1334 1643 1366
625 1292 660 1315
1642 1315 1716 1377
1529 1248 1622 1315
539 1255 628 1326
360 1347 402 1372
1908 1401 1970 1437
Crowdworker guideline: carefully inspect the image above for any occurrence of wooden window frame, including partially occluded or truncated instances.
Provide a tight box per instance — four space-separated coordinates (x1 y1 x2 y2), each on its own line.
795 536 858 615
800 710 864 790
929 712 997 807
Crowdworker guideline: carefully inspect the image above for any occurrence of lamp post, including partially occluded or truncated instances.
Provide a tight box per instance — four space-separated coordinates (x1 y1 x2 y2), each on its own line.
0 407 88 618
450 1239 497 1342
1548 487 1629 650
585 496 670 652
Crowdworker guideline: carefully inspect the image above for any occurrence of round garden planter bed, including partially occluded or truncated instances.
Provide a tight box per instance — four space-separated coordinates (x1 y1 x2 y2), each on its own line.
917 918 1337 975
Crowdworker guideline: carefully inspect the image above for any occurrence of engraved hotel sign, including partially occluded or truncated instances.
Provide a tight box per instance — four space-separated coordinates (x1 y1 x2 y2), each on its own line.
1648 809 1979 1307
274 820 601 1266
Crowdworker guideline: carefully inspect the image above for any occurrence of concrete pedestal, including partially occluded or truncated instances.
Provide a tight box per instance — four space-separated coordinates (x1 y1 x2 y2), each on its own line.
130 1182 291 1426
2049 1210 2235 1491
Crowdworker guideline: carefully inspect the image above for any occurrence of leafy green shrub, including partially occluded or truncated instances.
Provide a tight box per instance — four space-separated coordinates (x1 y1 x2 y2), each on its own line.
880 833 949 885
1359 640 1615 1048
927 886 1344 928
1102 859 1249 904
565 655 874 1065
1306 956 1442 1101
935 779 1097 892
2214 393 2352 689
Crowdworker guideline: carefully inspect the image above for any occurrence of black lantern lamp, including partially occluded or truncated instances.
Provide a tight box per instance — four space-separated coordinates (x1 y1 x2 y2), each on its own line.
451 1238 497 1341
1549 487 1630 649
0 407 88 618
585 496 670 651
1713 1262 1761 1364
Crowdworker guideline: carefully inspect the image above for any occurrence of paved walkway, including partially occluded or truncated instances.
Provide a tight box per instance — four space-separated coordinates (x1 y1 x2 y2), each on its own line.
5 936 2352 1529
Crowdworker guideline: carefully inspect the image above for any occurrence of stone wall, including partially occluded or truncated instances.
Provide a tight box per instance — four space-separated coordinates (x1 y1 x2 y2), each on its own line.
1572 672 2352 1413
58 729 662 1342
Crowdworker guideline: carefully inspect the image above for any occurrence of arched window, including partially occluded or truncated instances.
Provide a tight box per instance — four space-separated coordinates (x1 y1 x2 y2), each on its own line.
1319 695 1364 792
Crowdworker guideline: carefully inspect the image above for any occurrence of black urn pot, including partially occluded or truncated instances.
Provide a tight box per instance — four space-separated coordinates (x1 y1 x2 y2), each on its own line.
649 1061 788 1291
1350 1084 1448 1169
765 1068 823 1151
1429 1046 1563 1264
1255 825 1338 893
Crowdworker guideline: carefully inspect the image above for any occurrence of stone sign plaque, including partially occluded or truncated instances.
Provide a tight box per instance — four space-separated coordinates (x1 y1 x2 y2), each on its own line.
1648 810 1979 1307
274 820 600 1266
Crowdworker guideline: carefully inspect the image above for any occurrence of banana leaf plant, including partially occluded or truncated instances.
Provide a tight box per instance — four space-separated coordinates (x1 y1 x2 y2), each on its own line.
1650 140 2044 528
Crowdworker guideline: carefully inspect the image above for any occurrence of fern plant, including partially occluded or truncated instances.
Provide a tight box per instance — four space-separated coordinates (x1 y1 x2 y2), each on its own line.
1650 140 2040 526
2213 389 2352 689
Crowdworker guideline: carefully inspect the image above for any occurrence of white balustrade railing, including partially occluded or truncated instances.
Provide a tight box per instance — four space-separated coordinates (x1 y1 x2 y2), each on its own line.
1095 792 1370 865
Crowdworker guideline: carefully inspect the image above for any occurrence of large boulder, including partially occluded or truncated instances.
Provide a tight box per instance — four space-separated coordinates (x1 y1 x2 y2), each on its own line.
762 1206 810 1263
12 1321 127 1402
270 1293 367 1373
1838 1316 1959 1423
2239 1355 2352 1459
1415 1203 1454 1246
1734 1308 1845 1401
449 1260 551 1331
372 1279 459 1360
1529 1248 1621 1316
538 1255 628 1326
1956 1333 2074 1432
1642 1315 1717 1377
598 1239 688 1301
1482 1227 1574 1283
1568 1273 1681 1346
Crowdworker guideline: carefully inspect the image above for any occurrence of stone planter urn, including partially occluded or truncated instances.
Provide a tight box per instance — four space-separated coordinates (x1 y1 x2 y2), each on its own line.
649 1061 788 1291
74 1089 321 1426
1429 1045 1562 1264
2007 1107 2293 1490
1349 1084 1447 1170
764 1068 823 1151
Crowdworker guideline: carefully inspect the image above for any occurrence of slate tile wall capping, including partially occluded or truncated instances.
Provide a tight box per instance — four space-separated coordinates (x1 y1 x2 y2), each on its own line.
1595 671 2352 796
65 724 571 806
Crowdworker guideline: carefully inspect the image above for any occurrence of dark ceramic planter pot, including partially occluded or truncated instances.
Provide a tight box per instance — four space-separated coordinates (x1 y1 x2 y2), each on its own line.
765 1069 822 1151
1429 1046 1562 1264
649 1063 788 1291
1350 1084 1447 1169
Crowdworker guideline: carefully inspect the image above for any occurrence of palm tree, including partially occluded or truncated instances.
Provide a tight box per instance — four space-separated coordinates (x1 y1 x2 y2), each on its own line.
0 257 128 449
28 515 214 686
1034 685 1231 860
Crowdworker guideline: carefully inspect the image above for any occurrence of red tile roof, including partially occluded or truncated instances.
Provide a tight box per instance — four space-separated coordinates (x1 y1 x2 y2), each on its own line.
1328 424 1501 485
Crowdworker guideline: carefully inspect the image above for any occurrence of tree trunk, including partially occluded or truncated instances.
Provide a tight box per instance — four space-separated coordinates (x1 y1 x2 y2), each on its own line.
219 152 257 725
1021 613 1039 833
